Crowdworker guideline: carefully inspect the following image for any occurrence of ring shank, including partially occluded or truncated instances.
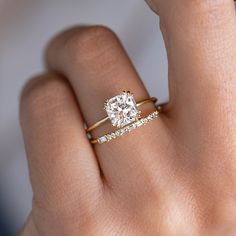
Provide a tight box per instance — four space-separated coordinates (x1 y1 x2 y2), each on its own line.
86 97 157 133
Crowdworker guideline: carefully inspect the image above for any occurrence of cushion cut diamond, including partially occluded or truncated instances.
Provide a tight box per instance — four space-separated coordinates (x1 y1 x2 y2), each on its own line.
104 92 140 128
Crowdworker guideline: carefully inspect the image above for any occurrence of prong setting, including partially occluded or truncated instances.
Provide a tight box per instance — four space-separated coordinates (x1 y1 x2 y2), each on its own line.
104 91 140 128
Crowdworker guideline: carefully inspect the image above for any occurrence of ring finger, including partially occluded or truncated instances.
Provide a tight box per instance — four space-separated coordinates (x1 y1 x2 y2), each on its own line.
46 26 170 188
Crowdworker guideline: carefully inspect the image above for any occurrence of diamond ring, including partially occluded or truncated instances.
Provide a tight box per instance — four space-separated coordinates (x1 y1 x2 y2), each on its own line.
86 91 157 132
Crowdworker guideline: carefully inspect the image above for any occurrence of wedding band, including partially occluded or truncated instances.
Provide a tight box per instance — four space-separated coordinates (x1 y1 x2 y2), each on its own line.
90 109 161 144
86 91 157 132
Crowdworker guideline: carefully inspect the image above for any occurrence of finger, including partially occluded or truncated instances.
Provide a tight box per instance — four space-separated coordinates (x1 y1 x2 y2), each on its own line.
20 73 102 223
148 0 236 119
145 1 236 171
45 26 170 188
145 0 160 14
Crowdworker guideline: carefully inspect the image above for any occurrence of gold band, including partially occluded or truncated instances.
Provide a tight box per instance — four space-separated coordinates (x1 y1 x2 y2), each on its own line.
86 97 157 133
90 109 161 144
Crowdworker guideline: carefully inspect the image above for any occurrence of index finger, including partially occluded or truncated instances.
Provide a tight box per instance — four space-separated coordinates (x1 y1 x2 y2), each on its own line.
148 0 236 125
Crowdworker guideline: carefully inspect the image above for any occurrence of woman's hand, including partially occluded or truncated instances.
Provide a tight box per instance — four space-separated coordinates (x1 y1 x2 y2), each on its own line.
20 1 236 235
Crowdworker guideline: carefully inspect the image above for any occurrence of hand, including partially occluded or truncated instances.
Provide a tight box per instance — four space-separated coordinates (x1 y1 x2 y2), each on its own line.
20 1 236 235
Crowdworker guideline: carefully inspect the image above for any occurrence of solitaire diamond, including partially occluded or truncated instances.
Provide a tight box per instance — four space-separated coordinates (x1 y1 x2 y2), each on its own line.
104 91 140 128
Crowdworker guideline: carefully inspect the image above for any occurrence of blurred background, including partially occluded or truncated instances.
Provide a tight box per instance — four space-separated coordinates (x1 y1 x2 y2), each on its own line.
0 0 168 235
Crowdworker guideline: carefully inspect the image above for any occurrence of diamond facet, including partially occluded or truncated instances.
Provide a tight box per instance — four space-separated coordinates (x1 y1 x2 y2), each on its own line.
104 92 139 128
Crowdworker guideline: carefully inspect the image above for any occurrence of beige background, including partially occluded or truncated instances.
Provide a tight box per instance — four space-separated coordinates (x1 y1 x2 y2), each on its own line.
0 0 168 233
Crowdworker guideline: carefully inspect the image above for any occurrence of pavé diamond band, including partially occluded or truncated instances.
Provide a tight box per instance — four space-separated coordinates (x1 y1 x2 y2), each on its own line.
86 91 157 133
90 109 161 144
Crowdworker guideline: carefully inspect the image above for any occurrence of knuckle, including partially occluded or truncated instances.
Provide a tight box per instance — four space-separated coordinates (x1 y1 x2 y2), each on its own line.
20 74 71 120
65 25 118 64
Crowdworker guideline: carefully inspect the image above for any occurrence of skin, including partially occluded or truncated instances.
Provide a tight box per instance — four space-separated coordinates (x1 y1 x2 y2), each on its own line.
19 0 236 235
